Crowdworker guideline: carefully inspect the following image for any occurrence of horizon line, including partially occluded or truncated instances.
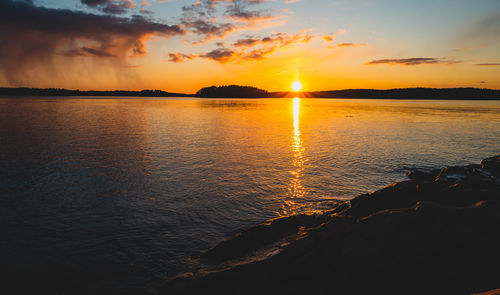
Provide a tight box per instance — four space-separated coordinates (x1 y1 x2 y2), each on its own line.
1 85 500 95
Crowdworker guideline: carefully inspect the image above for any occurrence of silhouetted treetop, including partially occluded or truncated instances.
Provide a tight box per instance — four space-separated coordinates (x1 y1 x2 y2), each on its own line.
301 88 500 100
196 85 270 98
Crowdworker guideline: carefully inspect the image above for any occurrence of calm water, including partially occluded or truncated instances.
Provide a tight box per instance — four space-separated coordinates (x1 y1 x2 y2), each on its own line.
1 97 500 293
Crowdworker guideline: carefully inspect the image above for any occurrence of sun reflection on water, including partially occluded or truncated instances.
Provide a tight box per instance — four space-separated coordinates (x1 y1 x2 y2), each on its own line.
281 97 307 216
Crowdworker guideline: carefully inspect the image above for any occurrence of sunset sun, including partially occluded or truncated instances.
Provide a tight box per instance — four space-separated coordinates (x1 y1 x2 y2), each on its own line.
291 80 302 92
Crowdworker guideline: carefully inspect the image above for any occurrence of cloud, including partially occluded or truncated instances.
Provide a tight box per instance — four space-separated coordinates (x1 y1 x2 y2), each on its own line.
182 19 238 42
167 53 195 63
227 9 276 22
475 63 500 66
199 48 238 63
226 0 276 22
168 30 314 63
328 42 366 49
337 42 366 47
241 46 276 60
322 29 346 44
180 0 282 43
0 0 185 84
233 32 313 48
81 0 136 14
367 58 459 66
323 35 334 42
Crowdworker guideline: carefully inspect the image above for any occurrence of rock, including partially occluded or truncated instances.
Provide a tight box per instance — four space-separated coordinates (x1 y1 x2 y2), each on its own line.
200 212 329 264
406 169 440 181
471 288 500 295
481 155 500 175
161 156 500 295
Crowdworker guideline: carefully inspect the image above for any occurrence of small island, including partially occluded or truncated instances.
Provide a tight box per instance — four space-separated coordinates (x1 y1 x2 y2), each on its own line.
162 155 500 295
196 85 270 98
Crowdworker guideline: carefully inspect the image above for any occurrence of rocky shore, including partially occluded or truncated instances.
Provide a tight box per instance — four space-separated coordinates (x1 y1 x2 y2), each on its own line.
161 156 500 295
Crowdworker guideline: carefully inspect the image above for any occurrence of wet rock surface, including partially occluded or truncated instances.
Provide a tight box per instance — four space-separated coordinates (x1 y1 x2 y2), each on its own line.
162 156 500 295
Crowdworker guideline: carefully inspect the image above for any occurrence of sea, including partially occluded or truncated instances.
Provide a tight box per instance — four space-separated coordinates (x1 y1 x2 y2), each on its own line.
1 97 500 293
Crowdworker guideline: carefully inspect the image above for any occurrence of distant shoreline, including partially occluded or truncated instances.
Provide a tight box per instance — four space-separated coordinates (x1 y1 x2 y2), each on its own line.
1 86 500 100
0 88 193 98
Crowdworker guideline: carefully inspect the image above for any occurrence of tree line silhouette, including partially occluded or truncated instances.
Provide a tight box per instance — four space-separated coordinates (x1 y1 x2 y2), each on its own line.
0 88 191 97
1 86 499 99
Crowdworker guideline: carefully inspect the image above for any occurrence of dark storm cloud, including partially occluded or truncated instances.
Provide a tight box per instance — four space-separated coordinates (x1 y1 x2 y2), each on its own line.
367 58 459 66
0 0 185 83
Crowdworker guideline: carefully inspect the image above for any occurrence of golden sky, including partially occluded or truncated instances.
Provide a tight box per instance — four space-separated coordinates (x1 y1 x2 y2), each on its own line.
1 0 499 92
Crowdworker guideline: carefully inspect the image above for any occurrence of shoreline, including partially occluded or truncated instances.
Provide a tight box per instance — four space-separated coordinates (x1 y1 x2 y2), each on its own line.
2 87 500 100
162 155 500 294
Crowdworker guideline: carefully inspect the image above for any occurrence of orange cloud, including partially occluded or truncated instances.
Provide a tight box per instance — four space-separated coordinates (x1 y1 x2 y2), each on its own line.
169 31 315 63
367 58 460 66
167 53 196 63
323 35 334 42
337 42 366 47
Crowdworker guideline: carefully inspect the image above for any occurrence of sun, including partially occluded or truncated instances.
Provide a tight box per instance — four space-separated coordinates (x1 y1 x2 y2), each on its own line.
291 80 302 92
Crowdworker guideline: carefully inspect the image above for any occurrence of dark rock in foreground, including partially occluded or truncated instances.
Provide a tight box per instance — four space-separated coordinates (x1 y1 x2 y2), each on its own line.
161 156 500 295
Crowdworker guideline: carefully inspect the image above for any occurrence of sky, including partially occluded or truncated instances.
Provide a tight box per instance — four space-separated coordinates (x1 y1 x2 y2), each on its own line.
0 0 499 93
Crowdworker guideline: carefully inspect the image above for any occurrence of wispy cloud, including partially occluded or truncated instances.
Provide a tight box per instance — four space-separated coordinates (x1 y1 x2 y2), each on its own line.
81 0 136 14
323 35 334 42
367 57 459 66
337 42 366 47
180 0 283 44
168 31 314 63
233 31 313 48
199 48 238 63
328 42 366 49
475 63 500 66
167 53 196 63
322 29 346 44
